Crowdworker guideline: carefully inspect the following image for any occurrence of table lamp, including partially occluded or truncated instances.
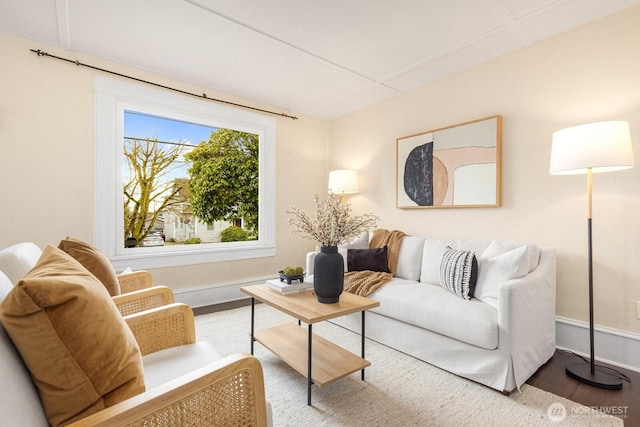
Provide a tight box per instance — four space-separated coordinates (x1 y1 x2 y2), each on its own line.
329 170 359 203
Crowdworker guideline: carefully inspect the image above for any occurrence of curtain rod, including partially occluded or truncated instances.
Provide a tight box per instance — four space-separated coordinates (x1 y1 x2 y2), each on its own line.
29 48 298 120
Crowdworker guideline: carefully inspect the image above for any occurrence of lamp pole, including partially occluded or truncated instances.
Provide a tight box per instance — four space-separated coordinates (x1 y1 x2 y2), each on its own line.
565 167 622 389
586 168 595 376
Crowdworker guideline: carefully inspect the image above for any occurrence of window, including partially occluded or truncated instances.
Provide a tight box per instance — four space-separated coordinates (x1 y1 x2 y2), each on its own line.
95 76 275 271
123 111 260 246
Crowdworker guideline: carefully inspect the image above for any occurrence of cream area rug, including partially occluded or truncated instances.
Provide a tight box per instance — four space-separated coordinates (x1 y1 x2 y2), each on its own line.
195 304 622 427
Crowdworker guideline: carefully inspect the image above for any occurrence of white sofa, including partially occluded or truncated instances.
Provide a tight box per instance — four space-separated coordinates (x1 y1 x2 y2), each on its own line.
307 235 556 393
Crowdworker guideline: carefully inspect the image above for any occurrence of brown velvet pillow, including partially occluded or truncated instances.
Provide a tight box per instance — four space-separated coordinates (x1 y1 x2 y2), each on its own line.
58 236 121 296
347 246 391 273
0 246 144 427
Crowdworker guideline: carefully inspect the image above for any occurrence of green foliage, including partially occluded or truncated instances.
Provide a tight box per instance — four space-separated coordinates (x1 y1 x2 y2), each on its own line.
185 129 259 233
221 226 249 242
184 237 202 244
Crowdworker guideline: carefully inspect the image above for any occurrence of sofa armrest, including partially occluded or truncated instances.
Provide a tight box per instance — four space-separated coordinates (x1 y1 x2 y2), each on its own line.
67 352 269 427
113 286 175 316
118 270 153 294
497 247 556 388
125 303 196 356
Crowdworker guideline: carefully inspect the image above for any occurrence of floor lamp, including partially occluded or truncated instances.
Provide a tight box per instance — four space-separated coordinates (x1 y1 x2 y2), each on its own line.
549 121 634 390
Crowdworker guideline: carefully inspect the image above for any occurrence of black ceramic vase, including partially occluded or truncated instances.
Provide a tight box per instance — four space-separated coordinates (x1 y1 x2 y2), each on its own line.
313 246 344 303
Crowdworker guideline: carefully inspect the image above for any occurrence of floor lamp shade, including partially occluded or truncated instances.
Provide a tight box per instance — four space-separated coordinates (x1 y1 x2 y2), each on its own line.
549 120 634 390
550 121 634 175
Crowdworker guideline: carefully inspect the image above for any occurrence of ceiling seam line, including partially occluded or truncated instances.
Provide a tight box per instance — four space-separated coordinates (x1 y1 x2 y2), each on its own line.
55 0 71 49
183 0 392 91
377 23 513 85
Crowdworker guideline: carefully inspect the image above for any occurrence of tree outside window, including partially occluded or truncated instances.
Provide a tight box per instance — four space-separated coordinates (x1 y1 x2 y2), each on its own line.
186 128 259 237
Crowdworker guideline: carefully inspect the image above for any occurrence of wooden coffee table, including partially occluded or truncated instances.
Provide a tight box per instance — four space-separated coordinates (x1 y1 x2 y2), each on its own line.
240 284 380 405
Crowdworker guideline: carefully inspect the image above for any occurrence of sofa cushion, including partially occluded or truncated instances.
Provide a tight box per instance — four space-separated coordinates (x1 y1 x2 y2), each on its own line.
460 239 540 273
348 247 390 273
142 341 222 389
0 242 43 284
370 279 498 350
338 231 370 271
348 231 370 249
0 246 144 427
0 271 50 426
420 238 540 285
499 241 540 273
474 241 529 306
439 247 478 300
0 270 12 300
0 328 50 426
420 238 455 285
395 235 424 281
58 236 121 296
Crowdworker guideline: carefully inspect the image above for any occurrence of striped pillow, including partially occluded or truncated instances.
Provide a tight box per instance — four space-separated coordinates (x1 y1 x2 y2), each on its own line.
439 246 478 300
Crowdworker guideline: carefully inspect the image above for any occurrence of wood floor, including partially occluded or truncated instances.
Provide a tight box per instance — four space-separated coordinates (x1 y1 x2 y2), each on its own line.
196 300 637 425
527 350 638 426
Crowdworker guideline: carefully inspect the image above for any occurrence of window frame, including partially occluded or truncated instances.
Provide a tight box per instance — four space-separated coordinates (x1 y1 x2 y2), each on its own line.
94 76 275 271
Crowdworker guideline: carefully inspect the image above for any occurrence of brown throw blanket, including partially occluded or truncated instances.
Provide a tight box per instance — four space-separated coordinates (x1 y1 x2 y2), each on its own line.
344 229 406 296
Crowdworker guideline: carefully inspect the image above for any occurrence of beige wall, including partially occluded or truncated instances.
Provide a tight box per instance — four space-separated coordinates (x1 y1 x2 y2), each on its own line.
2 6 640 334
328 6 640 334
0 32 328 291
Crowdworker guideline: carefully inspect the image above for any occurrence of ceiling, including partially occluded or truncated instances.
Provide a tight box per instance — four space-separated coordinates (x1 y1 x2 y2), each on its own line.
1 0 638 119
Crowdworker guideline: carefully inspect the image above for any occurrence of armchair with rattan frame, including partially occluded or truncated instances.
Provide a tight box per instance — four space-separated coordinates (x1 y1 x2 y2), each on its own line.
69 302 270 426
69 352 268 427
117 270 154 294
113 269 177 316
112 285 175 317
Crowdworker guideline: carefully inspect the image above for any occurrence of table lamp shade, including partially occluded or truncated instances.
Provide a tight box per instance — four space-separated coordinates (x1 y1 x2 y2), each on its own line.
550 121 634 175
328 170 358 195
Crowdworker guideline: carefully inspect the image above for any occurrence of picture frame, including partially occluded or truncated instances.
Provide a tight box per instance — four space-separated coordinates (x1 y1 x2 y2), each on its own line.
396 115 502 209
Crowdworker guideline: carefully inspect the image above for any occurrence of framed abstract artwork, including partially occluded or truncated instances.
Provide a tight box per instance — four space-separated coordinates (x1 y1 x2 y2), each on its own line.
396 115 502 209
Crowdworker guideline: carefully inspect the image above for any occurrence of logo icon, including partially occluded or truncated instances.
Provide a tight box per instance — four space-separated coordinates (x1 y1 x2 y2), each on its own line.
547 402 567 422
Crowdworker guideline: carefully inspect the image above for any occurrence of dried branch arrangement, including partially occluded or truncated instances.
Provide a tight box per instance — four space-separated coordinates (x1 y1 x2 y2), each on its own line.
285 193 379 247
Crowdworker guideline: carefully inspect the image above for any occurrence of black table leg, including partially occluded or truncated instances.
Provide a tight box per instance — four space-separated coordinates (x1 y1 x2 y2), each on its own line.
361 310 366 380
250 297 255 354
308 323 313 405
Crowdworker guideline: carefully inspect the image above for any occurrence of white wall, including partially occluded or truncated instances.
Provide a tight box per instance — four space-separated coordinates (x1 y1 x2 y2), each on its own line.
328 6 640 335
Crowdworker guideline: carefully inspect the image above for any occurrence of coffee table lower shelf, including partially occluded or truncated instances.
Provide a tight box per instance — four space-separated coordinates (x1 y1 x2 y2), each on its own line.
254 323 370 387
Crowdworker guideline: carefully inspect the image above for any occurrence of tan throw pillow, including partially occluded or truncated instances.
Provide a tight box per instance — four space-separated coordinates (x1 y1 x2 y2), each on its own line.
0 245 144 427
58 236 121 296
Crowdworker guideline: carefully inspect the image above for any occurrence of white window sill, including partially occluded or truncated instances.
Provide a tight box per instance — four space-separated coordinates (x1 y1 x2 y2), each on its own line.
110 244 275 271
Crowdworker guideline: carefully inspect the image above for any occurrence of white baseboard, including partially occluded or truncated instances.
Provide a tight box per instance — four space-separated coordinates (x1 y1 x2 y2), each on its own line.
175 284 640 374
556 316 640 373
173 275 273 308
